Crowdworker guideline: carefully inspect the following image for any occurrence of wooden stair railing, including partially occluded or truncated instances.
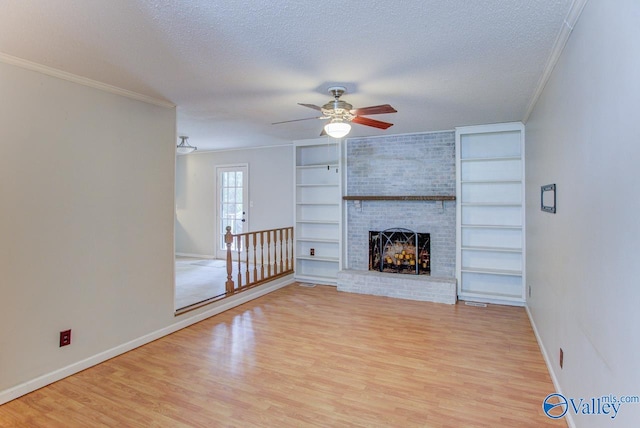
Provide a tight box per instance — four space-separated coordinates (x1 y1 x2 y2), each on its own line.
224 226 294 295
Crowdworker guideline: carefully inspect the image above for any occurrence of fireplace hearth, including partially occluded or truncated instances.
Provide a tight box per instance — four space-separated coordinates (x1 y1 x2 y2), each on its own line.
369 228 430 275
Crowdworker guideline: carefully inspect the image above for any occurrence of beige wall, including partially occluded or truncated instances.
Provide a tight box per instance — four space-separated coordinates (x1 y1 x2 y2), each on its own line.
526 0 640 426
0 61 176 393
0 60 294 404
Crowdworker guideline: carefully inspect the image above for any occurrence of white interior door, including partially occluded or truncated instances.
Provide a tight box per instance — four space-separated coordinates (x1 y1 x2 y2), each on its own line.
216 165 249 259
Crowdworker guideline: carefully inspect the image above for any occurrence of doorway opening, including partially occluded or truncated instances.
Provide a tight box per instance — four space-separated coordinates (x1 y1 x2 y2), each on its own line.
174 164 249 312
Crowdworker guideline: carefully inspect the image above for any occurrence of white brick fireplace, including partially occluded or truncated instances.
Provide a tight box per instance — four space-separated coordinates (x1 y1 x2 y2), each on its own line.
337 131 457 304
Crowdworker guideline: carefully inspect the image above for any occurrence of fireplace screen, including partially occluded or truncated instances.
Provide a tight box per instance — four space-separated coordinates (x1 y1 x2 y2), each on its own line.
369 228 430 275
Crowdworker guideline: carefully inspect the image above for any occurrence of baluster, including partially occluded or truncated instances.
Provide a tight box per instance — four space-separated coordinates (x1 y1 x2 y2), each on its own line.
252 232 258 283
245 234 250 286
290 227 294 272
236 235 242 288
267 230 272 277
284 228 289 271
224 226 234 294
260 231 265 280
279 229 284 273
272 230 278 275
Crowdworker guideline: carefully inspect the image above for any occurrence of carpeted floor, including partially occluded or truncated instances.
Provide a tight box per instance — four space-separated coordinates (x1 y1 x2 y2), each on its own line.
174 257 266 310
189 259 227 268
174 257 228 310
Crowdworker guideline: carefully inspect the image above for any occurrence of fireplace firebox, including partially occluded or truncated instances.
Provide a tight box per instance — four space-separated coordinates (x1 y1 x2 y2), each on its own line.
369 228 430 275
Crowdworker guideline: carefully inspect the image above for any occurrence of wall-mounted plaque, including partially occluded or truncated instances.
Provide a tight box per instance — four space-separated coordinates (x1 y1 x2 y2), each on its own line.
541 184 556 213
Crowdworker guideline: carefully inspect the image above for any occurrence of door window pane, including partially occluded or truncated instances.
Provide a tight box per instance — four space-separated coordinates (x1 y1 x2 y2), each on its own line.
219 168 247 251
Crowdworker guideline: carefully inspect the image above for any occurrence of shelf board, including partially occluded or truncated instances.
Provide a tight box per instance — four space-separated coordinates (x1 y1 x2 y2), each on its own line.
296 255 339 262
460 179 522 184
297 164 339 170
343 195 456 201
461 267 522 276
296 220 339 225
461 202 522 207
461 246 522 253
461 224 522 230
460 156 521 162
296 202 340 206
297 183 339 188
296 238 340 243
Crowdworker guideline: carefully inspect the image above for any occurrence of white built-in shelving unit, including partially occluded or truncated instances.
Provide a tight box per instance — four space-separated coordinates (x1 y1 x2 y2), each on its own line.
455 122 525 305
294 139 342 285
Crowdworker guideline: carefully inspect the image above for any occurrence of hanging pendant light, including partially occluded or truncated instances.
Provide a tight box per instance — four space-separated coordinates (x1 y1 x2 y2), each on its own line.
177 136 197 154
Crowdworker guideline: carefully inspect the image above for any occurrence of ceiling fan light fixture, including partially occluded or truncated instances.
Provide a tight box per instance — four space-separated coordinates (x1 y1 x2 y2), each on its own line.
177 136 197 154
324 120 351 139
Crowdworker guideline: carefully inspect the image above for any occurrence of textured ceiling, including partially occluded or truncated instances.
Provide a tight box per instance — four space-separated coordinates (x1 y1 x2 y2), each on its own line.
0 0 573 151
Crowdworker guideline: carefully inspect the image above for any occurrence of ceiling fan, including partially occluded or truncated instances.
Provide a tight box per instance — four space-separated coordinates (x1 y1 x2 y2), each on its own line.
272 86 397 138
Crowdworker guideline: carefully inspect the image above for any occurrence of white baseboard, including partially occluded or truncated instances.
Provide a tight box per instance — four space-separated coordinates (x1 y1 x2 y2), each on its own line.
0 275 294 405
525 304 576 428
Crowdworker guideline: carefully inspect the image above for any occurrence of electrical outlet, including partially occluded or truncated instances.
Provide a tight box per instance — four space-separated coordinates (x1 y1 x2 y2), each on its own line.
60 329 71 347
528 285 532 298
559 348 564 369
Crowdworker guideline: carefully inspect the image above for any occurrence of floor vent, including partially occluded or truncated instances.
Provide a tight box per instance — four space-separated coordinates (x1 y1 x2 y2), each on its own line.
298 282 317 288
464 301 487 308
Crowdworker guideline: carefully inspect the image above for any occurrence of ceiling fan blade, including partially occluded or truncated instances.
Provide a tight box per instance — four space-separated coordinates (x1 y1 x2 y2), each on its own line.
319 128 327 137
298 103 323 111
272 116 324 125
352 116 394 130
352 104 397 116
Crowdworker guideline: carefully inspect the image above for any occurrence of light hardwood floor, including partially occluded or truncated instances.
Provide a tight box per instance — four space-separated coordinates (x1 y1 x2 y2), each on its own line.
0 285 565 427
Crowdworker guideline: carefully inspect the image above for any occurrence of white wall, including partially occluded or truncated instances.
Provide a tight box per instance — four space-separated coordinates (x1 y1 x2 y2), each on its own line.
175 146 293 257
0 61 177 394
526 1 640 426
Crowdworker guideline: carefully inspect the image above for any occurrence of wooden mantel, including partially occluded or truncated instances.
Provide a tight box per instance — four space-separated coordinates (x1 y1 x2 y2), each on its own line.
342 195 456 201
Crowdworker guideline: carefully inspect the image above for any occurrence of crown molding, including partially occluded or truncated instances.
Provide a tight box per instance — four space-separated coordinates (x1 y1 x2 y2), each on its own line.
522 0 587 123
522 0 588 123
0 52 175 109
